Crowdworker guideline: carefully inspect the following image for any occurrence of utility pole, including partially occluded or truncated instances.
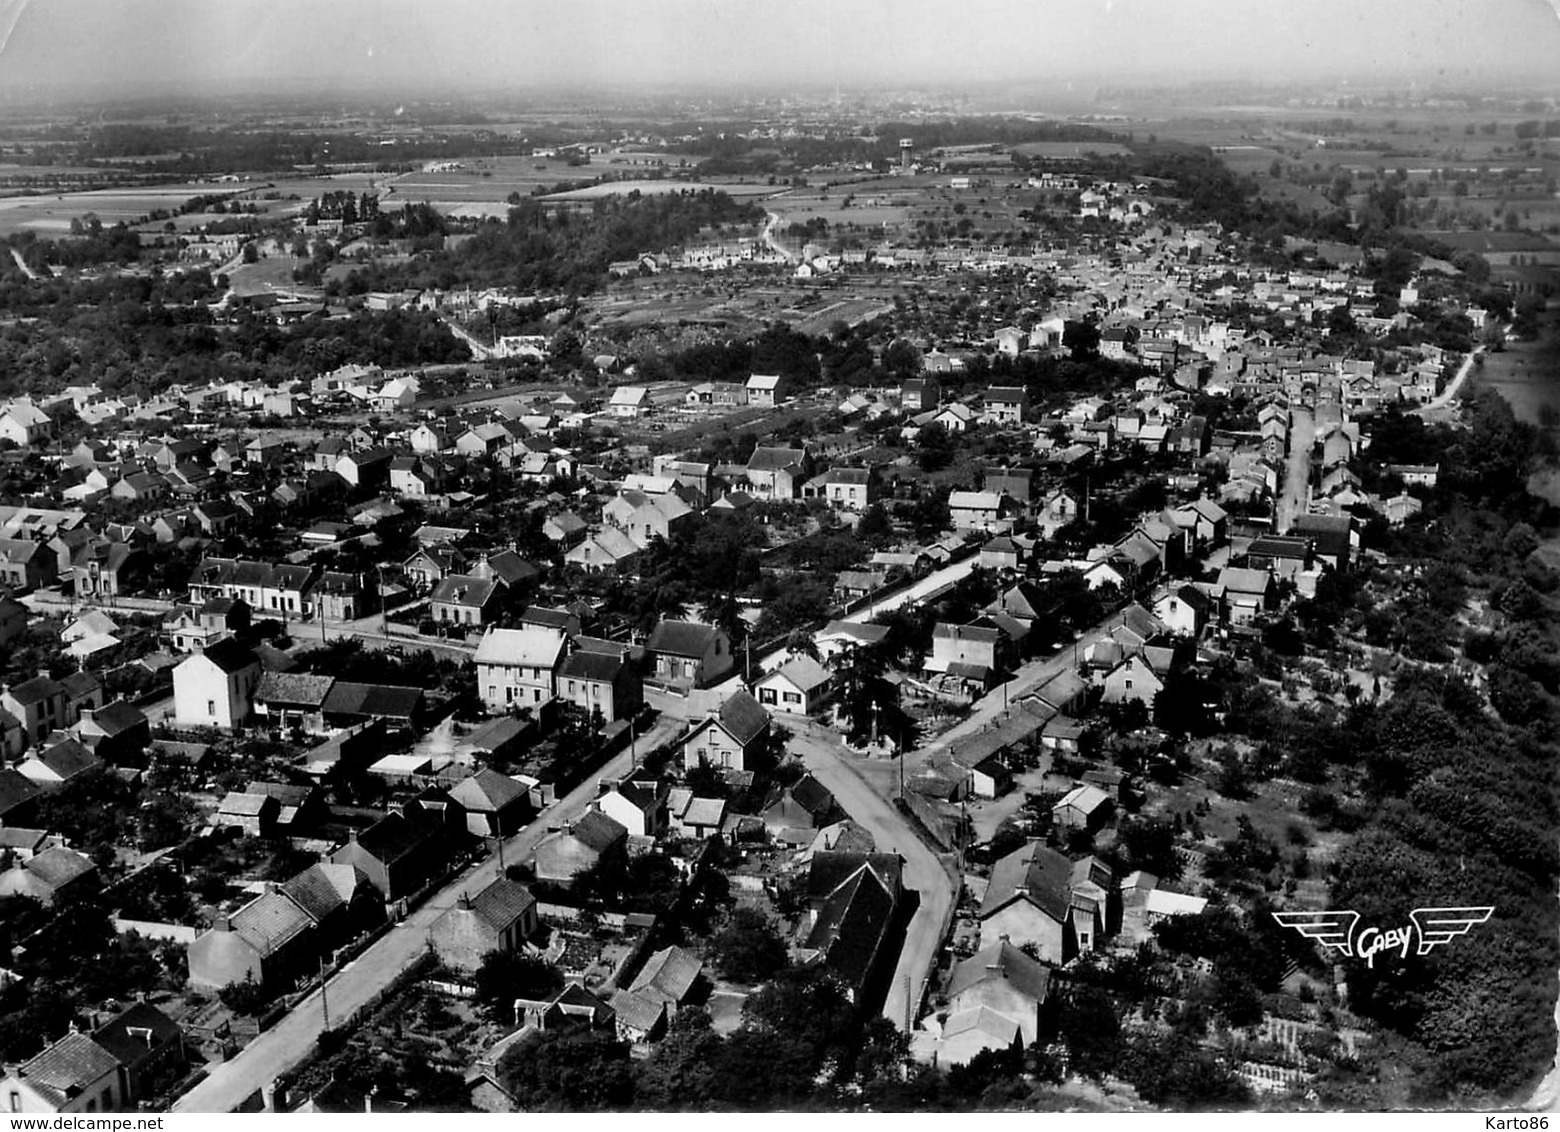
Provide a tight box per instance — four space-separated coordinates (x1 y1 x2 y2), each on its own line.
319 954 331 1031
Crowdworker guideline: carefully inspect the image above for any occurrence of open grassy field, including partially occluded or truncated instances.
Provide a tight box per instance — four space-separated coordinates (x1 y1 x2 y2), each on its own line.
538 178 781 201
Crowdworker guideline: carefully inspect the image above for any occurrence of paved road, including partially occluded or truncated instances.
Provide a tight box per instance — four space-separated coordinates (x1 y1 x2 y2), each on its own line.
172 714 683 1113
762 206 798 264
788 720 954 1031
1276 406 1315 534
1413 331 1505 418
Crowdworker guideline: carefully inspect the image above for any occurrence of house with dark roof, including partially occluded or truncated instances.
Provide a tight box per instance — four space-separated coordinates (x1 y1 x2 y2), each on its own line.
329 810 448 901
645 619 733 689
761 773 839 832
0 1030 125 1113
186 889 317 990
0 767 43 824
253 671 336 734
89 1002 188 1106
429 876 538 973
978 842 1115 964
799 851 902 1002
172 638 260 730
17 737 102 789
744 446 809 500
558 647 642 722
533 811 628 887
448 768 531 837
216 789 280 836
2 675 69 749
71 700 149 764
320 682 425 731
595 778 667 838
680 689 771 773
0 845 97 906
431 574 501 628
279 862 381 946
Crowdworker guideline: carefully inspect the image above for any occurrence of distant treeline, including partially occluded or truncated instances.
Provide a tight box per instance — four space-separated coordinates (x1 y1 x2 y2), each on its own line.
330 189 764 297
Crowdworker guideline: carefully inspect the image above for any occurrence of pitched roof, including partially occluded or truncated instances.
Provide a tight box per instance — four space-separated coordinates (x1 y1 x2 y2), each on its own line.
717 689 770 746
449 767 528 813
280 863 366 923
465 876 536 932
558 650 626 683
805 862 896 989
629 945 702 1004
16 1031 123 1106
746 446 806 472
981 841 1077 921
321 681 423 721
256 670 335 709
645 619 719 658
197 637 260 675
25 846 96 888
230 889 314 955
474 627 567 668
91 1002 183 1069
608 988 666 1034
571 810 628 853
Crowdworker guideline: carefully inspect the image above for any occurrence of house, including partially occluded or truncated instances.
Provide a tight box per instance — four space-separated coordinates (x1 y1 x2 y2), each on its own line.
17 738 102 790
0 768 42 825
984 386 1028 425
745 373 790 407
172 639 260 729
800 852 902 1002
252 671 336 734
942 940 1052 1059
0 539 53 591
979 842 1114 963
595 779 667 838
925 622 1008 689
0 845 97 906
809 467 874 511
608 386 652 418
1216 566 1275 625
901 377 939 412
557 648 642 722
1052 783 1114 833
533 811 628 887
932 402 976 433
627 945 702 1014
70 540 143 602
667 789 727 839
428 877 538 974
430 574 501 628
0 1030 124 1114
0 402 53 449
754 656 835 714
645 620 733 689
813 619 891 663
761 773 838 831
1291 512 1353 571
320 682 425 732
745 446 809 500
681 689 771 773
449 768 531 838
2 676 69 748
89 1002 189 1107
564 528 641 574
1152 584 1214 638
474 626 568 713
949 490 1009 534
330 809 448 901
186 890 317 991
216 789 281 837
1100 653 1164 707
603 490 694 548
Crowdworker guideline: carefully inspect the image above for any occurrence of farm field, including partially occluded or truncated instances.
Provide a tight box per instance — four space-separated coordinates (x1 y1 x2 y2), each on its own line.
538 179 781 201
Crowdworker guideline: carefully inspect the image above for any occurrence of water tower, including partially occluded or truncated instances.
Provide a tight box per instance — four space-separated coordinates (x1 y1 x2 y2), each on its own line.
899 138 914 171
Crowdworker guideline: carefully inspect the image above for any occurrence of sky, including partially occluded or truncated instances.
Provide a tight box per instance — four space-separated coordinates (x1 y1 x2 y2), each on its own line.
0 0 1558 100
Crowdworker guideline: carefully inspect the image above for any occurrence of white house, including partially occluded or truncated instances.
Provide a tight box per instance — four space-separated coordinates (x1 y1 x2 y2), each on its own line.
754 657 835 715
474 626 568 713
172 639 260 730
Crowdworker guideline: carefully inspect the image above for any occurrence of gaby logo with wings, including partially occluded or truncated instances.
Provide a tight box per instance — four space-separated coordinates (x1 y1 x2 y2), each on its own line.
1272 907 1495 968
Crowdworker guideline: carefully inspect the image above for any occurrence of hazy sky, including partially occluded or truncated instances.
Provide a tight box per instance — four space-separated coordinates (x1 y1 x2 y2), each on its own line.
1 0 1558 99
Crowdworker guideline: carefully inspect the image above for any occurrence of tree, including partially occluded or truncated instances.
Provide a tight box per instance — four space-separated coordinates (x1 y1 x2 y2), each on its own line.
473 950 563 1023
496 1027 635 1110
710 907 789 983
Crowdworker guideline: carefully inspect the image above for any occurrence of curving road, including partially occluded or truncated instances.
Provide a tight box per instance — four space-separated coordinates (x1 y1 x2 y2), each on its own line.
172 714 684 1113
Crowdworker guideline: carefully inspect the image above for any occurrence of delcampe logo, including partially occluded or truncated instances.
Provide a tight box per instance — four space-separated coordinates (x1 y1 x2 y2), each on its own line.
1272 907 1495 968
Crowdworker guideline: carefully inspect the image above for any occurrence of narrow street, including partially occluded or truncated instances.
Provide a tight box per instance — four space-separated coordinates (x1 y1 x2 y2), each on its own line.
788 720 955 1031
1275 406 1315 534
173 714 684 1113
